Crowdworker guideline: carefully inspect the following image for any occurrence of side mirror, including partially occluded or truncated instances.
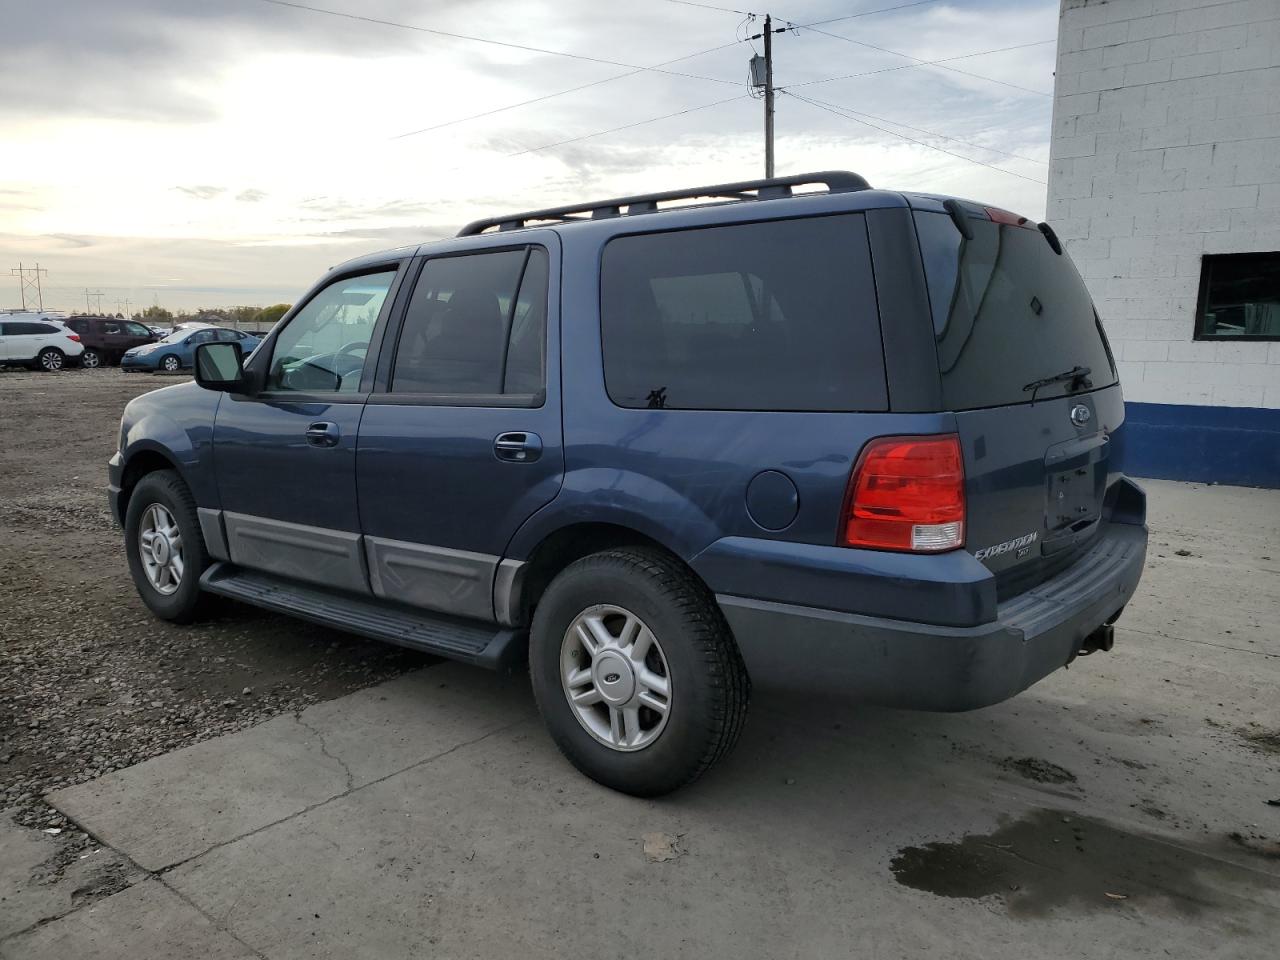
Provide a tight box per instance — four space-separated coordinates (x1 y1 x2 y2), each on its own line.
194 342 246 392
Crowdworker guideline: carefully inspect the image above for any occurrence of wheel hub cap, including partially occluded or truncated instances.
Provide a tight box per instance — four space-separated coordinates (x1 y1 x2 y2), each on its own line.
591 652 635 705
150 534 171 565
560 604 672 752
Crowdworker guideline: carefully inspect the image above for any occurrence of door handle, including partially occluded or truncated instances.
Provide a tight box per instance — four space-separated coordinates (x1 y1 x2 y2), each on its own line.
494 431 542 463
305 421 340 447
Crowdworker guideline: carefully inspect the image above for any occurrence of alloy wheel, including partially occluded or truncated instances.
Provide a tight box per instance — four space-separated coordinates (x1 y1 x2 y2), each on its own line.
138 503 184 595
560 604 672 751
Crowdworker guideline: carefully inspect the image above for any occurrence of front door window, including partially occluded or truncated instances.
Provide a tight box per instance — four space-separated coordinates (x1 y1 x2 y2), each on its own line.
267 271 396 393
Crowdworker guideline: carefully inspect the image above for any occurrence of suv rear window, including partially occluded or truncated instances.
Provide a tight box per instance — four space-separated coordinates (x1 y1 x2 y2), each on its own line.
914 211 1117 410
600 215 886 411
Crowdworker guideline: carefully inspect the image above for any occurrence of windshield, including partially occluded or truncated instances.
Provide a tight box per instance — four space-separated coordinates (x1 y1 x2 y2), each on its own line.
914 211 1117 410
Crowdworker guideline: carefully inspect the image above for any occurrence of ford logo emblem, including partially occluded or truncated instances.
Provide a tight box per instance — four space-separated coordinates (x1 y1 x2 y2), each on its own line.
1070 404 1091 427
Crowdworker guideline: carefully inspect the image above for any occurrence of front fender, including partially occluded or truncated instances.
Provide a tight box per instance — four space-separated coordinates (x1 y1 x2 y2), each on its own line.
117 383 221 508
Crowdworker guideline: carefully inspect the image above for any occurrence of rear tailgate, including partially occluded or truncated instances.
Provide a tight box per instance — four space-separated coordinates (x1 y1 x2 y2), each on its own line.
912 201 1124 597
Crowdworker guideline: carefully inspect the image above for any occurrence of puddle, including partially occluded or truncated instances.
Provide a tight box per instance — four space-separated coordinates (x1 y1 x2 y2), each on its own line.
890 809 1276 918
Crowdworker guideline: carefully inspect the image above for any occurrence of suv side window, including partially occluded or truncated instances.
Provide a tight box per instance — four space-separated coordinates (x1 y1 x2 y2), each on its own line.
267 270 396 394
390 247 547 400
599 215 887 411
125 322 152 337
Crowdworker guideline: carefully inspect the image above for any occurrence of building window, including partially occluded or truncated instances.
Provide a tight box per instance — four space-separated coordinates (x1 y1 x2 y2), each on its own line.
1195 252 1280 340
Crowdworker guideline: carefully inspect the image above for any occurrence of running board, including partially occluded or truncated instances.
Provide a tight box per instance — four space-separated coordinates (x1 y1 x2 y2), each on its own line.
199 563 526 670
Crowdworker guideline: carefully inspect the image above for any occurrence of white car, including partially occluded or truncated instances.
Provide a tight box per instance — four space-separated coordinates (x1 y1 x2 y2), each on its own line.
0 317 85 371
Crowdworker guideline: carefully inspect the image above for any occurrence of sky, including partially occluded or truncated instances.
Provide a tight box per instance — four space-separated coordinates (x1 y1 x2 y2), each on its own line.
0 0 1059 313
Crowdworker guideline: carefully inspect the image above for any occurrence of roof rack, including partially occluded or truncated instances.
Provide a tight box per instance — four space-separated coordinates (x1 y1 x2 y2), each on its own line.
456 170 871 237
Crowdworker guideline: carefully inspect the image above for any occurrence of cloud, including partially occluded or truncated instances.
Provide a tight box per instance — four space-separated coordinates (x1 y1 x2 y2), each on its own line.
175 185 226 200
236 189 268 202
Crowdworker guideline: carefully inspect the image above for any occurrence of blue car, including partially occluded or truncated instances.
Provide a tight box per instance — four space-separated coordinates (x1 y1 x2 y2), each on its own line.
120 326 261 373
108 172 1147 796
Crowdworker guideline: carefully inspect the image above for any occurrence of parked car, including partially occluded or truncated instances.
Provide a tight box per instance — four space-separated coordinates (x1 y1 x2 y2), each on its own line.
108 172 1148 796
120 326 261 373
0 317 85 370
62 315 158 368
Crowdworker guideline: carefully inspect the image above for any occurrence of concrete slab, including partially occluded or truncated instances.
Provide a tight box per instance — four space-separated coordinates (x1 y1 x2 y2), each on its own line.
164 716 1279 960
0 879 257 960
0 812 141 940
47 667 529 871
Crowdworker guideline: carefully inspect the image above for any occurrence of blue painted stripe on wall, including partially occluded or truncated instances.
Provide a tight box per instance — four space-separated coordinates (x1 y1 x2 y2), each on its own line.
1122 402 1280 488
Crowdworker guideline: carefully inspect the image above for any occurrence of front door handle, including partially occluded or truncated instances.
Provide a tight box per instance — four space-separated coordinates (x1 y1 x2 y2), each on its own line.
305 421 340 447
494 431 542 463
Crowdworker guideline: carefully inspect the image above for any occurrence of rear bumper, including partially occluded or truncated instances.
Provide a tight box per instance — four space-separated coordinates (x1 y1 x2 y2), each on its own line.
717 519 1147 711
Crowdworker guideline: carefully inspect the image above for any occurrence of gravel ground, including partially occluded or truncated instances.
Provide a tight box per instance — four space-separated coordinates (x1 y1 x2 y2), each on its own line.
0 367 432 853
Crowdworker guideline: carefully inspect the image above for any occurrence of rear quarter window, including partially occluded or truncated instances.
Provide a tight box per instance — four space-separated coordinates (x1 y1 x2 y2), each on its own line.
600 214 887 411
914 210 1117 410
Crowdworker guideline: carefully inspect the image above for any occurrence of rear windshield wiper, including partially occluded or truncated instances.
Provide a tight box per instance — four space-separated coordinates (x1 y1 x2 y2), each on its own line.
1023 365 1092 402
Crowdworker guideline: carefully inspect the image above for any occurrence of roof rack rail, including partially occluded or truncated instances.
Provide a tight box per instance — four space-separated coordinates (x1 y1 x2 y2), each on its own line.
456 170 871 237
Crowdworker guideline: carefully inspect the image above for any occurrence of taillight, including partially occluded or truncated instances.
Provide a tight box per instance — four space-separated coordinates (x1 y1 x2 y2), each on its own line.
984 206 1029 227
67 334 81 342
841 435 965 553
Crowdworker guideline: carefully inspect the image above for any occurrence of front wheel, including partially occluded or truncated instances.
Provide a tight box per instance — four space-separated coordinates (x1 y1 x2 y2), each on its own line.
159 354 181 373
124 470 210 623
36 348 65 371
529 548 750 796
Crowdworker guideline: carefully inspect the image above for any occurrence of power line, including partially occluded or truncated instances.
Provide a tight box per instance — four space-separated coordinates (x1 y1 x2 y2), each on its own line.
255 0 738 87
803 0 942 27
785 90 1046 185
795 25 1052 97
797 92 1048 165
503 94 749 159
392 40 743 141
784 39 1055 90
664 0 757 14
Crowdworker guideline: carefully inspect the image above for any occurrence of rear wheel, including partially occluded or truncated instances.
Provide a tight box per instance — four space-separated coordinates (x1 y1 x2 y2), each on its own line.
36 348 64 372
80 348 102 369
159 354 181 373
124 470 210 623
529 547 750 796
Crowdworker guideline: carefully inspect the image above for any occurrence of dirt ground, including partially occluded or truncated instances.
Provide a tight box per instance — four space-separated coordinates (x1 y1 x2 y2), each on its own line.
0 367 432 834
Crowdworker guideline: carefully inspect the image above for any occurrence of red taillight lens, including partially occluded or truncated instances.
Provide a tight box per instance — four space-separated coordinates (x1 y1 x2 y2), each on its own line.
841 434 965 553
67 334 81 342
984 206 1029 226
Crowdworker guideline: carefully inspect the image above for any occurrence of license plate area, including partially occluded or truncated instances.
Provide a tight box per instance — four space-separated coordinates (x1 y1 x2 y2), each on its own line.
1043 433 1108 553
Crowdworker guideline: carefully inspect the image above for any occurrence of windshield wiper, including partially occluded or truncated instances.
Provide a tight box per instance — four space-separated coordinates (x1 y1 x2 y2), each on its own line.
1023 365 1092 403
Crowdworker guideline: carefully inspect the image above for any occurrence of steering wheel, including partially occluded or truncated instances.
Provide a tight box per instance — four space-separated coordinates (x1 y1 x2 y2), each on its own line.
336 341 367 358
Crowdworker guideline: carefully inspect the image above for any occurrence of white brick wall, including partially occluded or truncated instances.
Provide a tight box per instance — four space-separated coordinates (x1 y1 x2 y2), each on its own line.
1049 0 1280 408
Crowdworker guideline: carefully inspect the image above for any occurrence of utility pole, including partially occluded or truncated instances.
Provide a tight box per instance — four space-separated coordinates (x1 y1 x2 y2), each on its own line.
84 288 105 314
10 262 48 311
115 298 132 319
763 13 775 179
749 16 788 179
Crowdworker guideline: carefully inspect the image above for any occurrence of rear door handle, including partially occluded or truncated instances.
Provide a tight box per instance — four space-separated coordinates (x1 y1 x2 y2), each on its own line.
494 431 542 463
305 421 340 447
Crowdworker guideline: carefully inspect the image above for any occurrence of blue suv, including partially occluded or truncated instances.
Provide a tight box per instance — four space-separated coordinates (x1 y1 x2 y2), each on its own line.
109 172 1147 795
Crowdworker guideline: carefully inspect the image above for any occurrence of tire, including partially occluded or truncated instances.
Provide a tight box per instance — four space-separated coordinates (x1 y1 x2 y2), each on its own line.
124 470 210 623
159 354 181 373
36 348 65 372
81 349 102 369
529 547 750 796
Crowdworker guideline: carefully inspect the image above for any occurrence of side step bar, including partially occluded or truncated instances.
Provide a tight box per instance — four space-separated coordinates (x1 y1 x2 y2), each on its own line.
200 563 527 670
